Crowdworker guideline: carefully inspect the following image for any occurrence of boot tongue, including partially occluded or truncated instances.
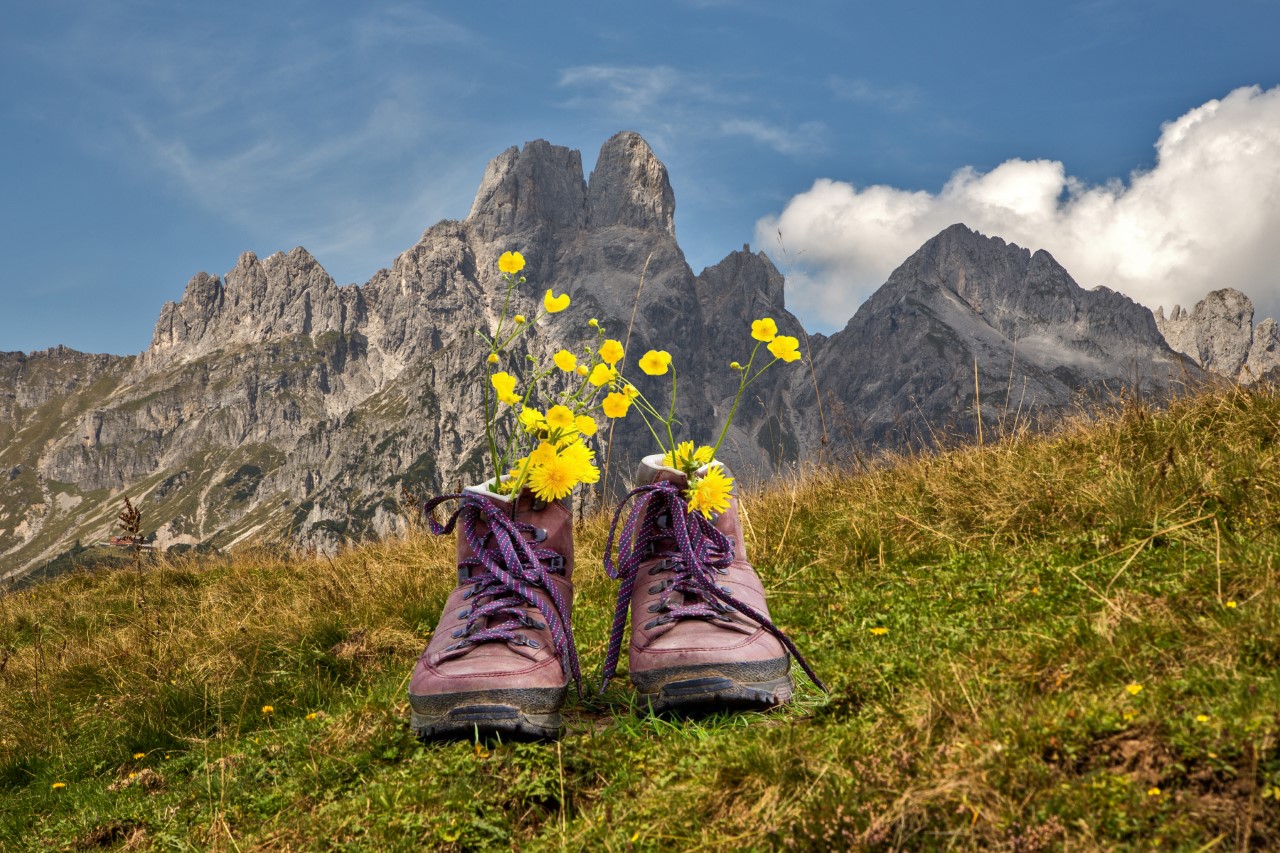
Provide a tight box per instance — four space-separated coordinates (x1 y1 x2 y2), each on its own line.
637 453 689 488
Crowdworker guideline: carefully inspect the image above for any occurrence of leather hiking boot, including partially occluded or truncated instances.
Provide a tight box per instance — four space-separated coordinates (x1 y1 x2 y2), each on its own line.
601 455 824 713
408 483 578 739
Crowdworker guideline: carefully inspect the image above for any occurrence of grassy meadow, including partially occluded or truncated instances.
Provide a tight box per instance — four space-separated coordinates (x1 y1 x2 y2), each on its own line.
2 384 1279 850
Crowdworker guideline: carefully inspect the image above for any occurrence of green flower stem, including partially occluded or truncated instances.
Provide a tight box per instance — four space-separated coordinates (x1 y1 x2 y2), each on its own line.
666 365 679 461
710 341 770 462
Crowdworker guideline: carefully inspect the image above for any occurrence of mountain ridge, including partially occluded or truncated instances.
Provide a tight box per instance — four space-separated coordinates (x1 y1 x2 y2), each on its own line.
0 132 1228 585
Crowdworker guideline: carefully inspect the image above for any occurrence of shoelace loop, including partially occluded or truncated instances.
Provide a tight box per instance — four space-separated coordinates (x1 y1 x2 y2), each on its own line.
423 492 580 692
600 480 826 693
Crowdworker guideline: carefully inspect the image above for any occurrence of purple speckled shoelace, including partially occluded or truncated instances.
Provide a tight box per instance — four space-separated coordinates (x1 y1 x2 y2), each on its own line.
600 480 825 693
423 493 580 691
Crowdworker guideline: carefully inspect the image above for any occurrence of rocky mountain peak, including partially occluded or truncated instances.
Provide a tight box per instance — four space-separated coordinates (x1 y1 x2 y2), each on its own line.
466 139 587 240
1155 288 1280 382
587 131 676 236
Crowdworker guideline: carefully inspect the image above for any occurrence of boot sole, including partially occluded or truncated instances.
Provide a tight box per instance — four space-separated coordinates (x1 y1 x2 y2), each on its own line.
409 687 566 740
631 658 793 714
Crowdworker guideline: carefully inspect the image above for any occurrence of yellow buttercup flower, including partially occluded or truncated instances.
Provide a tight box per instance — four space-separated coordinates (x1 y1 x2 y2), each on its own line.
1125 683 1143 696
622 384 639 399
576 365 589 377
588 318 599 328
638 349 672 376
751 317 778 342
588 363 616 387
599 339 625 366
498 251 525 274
869 626 889 636
51 782 66 790
543 289 570 313
529 454 577 502
602 392 631 419
575 415 597 437
688 465 733 519
491 372 520 405
553 349 577 372
767 335 801 362
133 752 146 760
545 405 576 432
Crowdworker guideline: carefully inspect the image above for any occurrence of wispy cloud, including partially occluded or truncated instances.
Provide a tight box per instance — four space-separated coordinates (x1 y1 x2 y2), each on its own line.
719 118 828 156
558 63 825 157
827 75 920 112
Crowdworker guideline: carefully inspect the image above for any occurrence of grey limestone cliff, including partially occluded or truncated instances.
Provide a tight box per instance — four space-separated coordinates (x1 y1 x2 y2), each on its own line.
1155 289 1280 383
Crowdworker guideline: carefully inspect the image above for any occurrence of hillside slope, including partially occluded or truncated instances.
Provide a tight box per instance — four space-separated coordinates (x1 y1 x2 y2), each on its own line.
2 383 1279 850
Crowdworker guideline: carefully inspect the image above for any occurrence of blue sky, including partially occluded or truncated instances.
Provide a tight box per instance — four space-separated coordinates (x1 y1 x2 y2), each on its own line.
3 0 1279 355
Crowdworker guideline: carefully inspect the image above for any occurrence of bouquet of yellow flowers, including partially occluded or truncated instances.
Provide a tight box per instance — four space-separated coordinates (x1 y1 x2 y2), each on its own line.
477 251 644 503
606 316 803 514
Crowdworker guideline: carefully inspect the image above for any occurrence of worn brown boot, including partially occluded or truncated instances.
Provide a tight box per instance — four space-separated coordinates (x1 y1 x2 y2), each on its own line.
408 483 578 739
601 455 823 712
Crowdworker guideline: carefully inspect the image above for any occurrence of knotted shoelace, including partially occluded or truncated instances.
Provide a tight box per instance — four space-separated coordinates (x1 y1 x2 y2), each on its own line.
600 480 825 693
423 492 580 691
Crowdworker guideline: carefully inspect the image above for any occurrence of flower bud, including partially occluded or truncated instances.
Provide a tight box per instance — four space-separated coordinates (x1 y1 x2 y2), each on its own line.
588 318 599 328
514 315 526 325
487 353 499 364
729 361 741 370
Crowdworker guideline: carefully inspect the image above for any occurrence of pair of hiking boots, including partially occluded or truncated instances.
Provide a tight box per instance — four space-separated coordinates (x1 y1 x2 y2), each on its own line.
407 455 822 739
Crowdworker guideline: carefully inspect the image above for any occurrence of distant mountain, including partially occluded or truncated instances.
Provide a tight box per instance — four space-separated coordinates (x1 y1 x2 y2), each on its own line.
1155 289 1280 383
0 133 1207 585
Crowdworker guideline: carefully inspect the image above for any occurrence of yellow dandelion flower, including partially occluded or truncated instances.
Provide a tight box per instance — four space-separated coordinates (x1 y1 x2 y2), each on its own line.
663 440 696 469
1196 714 1209 723
599 339 625 366
1125 683 1143 696
558 440 599 484
306 712 318 721
1147 787 1161 797
486 352 499 365
518 406 544 431
553 349 577 372
602 392 631 419
751 317 778 342
543 289 570 313
688 465 733 518
545 405 576 432
51 781 66 790
528 455 577 502
262 705 274 715
870 626 889 636
588 363 616 387
1226 600 1238 608
133 752 146 760
692 445 715 464
530 441 558 466
638 349 672 376
575 415 597 437
491 372 520 406
767 334 802 362
498 251 525 274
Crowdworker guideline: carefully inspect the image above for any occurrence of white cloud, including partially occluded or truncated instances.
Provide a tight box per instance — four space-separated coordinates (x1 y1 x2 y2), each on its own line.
758 84 1280 332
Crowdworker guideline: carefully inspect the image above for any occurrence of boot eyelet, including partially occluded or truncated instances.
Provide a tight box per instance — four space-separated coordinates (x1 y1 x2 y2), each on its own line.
526 638 540 649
